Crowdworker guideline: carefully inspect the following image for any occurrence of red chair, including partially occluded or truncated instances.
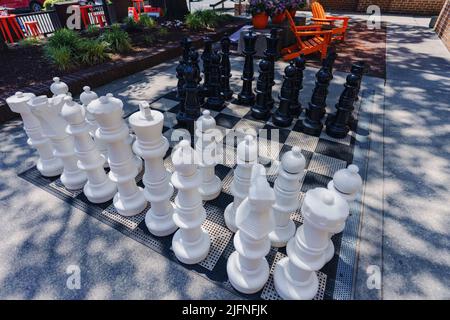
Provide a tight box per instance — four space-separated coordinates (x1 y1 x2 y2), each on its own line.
92 12 105 27
24 21 42 38
132 0 144 15
79 4 93 28
0 14 24 43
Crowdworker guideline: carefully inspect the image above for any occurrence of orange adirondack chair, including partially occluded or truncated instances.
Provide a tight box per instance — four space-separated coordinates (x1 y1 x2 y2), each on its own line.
311 2 350 41
281 10 332 61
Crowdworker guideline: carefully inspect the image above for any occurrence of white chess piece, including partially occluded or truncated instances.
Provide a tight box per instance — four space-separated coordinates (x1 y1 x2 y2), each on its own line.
274 188 348 300
323 164 363 262
224 135 257 232
87 93 147 216
28 95 87 190
6 92 63 177
129 102 177 236
80 86 109 168
50 77 69 97
195 110 222 200
227 164 276 294
61 96 117 203
171 140 210 264
269 146 305 247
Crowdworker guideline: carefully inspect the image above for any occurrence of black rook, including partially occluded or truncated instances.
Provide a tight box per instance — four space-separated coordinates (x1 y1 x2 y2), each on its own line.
272 62 296 127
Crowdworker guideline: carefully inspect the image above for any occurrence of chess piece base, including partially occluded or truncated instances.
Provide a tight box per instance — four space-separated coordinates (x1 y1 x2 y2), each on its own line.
251 107 271 121
145 203 178 237
221 90 233 101
84 178 117 204
300 118 323 136
172 228 211 264
325 239 335 263
224 202 237 233
269 220 296 248
37 158 63 177
199 175 222 201
237 93 255 106
274 257 319 300
113 187 147 217
227 251 270 294
61 170 87 191
326 124 349 139
272 113 292 128
205 98 224 111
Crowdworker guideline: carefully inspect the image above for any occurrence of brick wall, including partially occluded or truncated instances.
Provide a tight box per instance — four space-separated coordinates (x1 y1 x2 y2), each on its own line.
435 0 450 50
308 0 445 15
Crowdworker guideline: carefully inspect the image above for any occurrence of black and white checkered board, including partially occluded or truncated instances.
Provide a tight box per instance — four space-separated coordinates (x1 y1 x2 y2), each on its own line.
18 89 359 300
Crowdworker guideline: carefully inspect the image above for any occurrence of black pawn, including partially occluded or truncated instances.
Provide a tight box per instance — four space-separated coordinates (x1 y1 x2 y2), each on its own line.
190 48 202 85
176 37 191 101
251 59 272 120
205 50 225 111
200 37 213 97
264 28 279 109
289 55 306 117
238 31 257 105
220 35 233 100
300 68 333 136
322 48 337 74
180 59 202 134
326 74 359 138
272 62 297 127
351 61 367 101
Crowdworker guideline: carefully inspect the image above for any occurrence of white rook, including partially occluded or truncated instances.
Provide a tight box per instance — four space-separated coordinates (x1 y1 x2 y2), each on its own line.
129 102 177 236
80 86 109 168
274 188 348 300
269 146 305 247
61 96 116 203
195 110 222 201
6 92 63 177
224 135 257 232
227 164 275 294
171 140 210 264
87 93 147 216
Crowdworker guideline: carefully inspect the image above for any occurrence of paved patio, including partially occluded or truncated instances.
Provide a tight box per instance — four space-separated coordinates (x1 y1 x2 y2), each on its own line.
0 13 448 299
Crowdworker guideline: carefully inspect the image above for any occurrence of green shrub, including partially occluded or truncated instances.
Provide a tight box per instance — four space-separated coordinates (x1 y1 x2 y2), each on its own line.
44 46 72 70
185 13 203 31
19 37 41 47
43 0 63 10
138 14 156 28
86 24 100 36
78 39 109 65
185 10 230 30
143 34 156 46
47 28 81 52
157 27 169 37
123 16 140 32
101 24 132 53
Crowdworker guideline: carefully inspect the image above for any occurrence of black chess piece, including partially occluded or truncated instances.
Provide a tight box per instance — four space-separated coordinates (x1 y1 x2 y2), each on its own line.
220 35 233 100
351 61 367 101
179 58 202 134
238 31 257 105
264 28 279 109
205 50 225 111
181 37 192 64
289 55 306 117
190 47 202 85
251 59 272 120
326 73 359 138
272 62 297 127
200 37 213 97
176 37 192 101
322 48 337 74
300 68 333 136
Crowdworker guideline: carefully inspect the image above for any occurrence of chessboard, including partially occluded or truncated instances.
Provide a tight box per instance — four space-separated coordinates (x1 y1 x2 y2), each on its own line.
18 86 365 300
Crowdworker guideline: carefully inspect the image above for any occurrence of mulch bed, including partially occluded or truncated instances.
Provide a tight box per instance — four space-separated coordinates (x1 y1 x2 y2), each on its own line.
307 19 387 79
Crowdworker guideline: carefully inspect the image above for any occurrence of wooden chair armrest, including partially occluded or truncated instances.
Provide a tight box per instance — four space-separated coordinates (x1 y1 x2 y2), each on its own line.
311 18 334 24
295 25 322 31
325 16 350 21
295 30 332 37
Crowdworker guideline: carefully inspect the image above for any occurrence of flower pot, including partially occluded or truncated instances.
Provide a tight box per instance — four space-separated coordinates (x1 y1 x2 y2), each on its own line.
271 12 286 24
252 12 269 29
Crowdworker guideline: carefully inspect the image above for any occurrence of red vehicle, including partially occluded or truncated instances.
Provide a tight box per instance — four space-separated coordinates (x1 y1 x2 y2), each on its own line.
0 0 45 12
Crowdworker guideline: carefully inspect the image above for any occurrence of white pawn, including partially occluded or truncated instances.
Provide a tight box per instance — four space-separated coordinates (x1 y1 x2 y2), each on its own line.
50 77 69 97
224 135 257 232
61 96 117 203
323 164 363 262
80 86 109 168
171 140 210 264
6 92 63 177
87 93 147 216
227 164 276 294
195 110 222 200
129 102 177 237
274 188 348 300
28 95 87 190
269 146 305 247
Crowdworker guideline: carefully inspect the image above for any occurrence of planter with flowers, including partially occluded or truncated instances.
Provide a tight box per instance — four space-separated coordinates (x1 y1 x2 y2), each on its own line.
286 0 307 18
247 0 270 29
270 0 287 24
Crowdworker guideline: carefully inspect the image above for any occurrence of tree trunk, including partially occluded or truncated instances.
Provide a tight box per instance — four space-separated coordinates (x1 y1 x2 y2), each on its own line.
149 0 190 19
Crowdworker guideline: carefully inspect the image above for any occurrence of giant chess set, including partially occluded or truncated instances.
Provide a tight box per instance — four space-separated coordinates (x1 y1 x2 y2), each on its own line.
9 29 370 300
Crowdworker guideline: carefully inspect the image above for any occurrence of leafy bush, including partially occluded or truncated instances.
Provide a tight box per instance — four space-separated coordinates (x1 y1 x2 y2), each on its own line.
86 24 100 36
78 39 109 65
185 10 230 30
123 16 141 32
143 34 156 46
100 24 132 53
47 28 80 53
44 46 72 70
185 13 203 31
138 14 156 29
19 37 41 47
157 27 169 37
